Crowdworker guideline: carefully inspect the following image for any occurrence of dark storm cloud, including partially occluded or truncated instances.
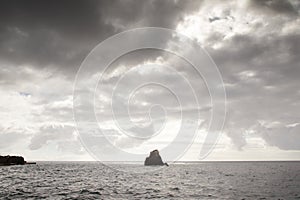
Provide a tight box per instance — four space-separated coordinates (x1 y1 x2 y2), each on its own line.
0 0 108 70
0 0 201 75
250 0 299 15
208 16 221 23
209 33 300 87
102 0 202 28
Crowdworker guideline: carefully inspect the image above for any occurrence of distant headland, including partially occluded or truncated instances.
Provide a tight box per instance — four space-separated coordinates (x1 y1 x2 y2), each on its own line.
0 155 36 166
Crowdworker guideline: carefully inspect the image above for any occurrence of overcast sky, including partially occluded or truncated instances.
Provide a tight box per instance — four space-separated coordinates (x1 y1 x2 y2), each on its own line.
0 0 299 161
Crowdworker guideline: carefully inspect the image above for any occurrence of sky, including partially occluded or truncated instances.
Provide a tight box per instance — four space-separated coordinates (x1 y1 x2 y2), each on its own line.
0 0 300 161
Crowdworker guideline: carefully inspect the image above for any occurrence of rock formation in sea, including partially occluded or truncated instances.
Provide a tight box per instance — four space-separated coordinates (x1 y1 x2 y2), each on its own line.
0 155 26 165
144 149 168 166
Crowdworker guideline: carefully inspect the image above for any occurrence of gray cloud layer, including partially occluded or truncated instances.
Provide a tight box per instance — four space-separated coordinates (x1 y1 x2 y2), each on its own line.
0 0 201 75
0 0 299 160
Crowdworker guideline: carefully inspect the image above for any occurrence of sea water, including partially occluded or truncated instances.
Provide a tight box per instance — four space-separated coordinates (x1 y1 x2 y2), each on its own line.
0 161 299 199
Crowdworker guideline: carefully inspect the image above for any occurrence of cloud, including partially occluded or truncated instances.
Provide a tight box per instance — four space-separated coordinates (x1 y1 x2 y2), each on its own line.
258 123 300 150
0 0 202 77
209 16 222 23
175 0 300 151
28 124 78 151
250 0 299 15
0 132 26 149
0 0 299 160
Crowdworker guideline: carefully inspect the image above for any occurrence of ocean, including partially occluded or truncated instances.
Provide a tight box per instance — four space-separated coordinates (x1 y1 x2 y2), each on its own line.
0 161 299 199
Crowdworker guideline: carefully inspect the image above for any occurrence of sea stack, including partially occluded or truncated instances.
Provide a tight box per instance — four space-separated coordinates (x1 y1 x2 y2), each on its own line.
144 150 168 166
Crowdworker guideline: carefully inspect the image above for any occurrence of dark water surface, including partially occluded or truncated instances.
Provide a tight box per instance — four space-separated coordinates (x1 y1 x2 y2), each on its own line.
0 161 299 199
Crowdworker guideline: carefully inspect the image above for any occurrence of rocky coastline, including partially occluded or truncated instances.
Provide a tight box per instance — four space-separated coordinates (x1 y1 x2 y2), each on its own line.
0 155 35 166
